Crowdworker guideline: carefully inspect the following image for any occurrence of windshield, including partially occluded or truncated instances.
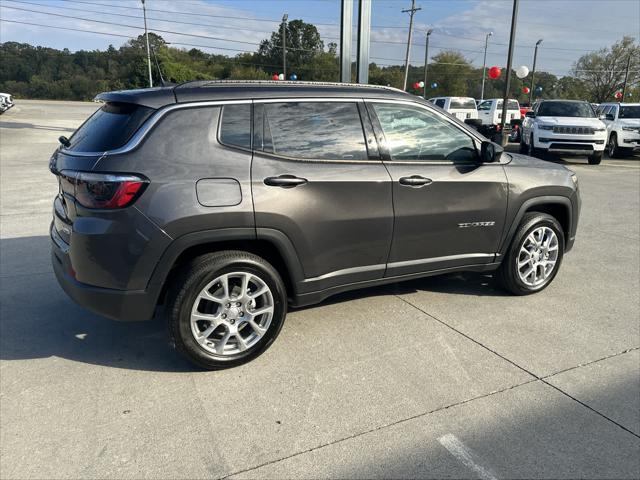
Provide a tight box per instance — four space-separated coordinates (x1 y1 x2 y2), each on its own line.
619 106 640 119
67 102 155 152
449 98 477 110
537 101 595 118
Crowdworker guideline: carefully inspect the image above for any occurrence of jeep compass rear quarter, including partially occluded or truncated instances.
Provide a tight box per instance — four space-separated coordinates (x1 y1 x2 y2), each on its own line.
51 81 580 369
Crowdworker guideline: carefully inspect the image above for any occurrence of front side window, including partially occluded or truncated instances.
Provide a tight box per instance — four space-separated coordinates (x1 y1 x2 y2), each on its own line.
219 104 251 149
478 101 492 111
371 102 478 162
256 102 368 160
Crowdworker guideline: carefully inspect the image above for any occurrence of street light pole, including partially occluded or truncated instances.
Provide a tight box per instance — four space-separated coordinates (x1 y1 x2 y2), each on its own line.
480 31 493 101
529 38 543 105
422 29 432 99
141 0 152 88
402 0 421 90
500 0 519 146
282 13 288 79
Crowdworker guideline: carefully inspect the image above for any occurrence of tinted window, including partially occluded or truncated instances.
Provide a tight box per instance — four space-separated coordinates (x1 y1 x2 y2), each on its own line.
67 102 154 152
449 98 477 109
372 102 477 162
435 99 446 108
219 104 251 149
537 101 595 118
496 100 520 110
257 102 368 160
620 105 640 118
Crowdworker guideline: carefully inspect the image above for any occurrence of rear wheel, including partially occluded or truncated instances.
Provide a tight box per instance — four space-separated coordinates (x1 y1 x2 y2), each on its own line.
166 251 287 370
588 151 603 165
497 212 564 295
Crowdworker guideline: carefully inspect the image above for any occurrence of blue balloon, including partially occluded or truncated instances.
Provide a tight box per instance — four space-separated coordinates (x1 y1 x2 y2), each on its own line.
289 74 297 81
535 86 543 92
431 82 438 88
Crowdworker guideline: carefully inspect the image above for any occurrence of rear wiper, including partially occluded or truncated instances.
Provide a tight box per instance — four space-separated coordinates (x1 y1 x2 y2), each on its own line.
58 136 70 148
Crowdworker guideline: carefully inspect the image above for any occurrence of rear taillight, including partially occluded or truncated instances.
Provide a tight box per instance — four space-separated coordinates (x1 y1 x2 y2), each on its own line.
70 172 148 209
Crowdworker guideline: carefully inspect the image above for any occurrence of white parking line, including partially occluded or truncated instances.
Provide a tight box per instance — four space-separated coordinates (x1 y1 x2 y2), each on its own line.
438 433 498 480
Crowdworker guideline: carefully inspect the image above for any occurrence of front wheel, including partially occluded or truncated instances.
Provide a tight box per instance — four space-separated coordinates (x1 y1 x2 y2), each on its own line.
497 213 565 295
528 134 544 158
607 134 621 158
166 251 287 370
588 151 603 165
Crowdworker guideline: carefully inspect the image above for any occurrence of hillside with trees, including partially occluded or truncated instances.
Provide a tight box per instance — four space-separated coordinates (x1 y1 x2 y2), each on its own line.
0 19 637 103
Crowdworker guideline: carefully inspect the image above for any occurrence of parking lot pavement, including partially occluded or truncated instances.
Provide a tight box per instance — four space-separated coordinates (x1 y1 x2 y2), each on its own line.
1 100 639 479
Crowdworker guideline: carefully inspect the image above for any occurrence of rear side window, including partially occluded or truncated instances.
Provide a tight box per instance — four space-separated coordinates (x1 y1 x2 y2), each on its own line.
255 102 368 160
496 100 520 110
219 104 251 149
67 102 154 152
449 98 477 109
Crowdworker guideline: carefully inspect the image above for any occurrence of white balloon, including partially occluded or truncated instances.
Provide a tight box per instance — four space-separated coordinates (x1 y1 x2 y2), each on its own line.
418 81 425 88
278 73 284 81
516 65 530 79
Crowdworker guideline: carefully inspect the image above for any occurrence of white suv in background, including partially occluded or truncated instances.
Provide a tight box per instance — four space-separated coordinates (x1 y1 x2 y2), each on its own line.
477 98 521 126
597 103 640 157
521 99 607 165
428 97 478 121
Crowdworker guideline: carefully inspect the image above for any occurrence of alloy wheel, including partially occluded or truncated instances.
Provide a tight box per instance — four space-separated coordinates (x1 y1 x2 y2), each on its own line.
190 272 274 355
517 226 559 287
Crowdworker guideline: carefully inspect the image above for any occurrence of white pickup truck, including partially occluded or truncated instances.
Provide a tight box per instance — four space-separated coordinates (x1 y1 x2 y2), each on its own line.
521 99 607 165
428 97 478 122
477 98 521 126
597 102 640 157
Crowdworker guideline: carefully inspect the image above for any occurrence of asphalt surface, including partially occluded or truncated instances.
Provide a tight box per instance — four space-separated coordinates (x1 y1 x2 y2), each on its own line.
1 100 639 479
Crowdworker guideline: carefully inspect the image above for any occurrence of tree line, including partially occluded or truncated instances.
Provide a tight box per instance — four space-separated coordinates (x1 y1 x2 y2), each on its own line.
0 19 637 104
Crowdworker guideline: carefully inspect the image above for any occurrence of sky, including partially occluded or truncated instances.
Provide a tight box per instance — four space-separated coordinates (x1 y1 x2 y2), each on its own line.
1 0 639 77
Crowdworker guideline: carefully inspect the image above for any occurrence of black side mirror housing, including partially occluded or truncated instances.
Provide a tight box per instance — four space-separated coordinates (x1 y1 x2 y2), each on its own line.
525 111 536 118
480 141 503 163
605 113 615 121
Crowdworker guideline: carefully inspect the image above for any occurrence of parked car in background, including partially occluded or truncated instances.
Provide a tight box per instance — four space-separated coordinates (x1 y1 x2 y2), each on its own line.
428 96 478 121
521 99 607 164
49 81 580 369
597 102 640 157
0 93 14 113
477 98 521 126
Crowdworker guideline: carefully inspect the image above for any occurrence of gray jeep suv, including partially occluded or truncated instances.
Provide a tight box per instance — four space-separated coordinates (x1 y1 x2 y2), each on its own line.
50 81 581 369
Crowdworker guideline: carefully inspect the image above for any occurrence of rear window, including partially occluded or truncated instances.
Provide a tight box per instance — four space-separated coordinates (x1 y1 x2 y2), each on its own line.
67 102 154 152
219 104 251 149
449 98 477 110
496 100 520 110
537 102 595 118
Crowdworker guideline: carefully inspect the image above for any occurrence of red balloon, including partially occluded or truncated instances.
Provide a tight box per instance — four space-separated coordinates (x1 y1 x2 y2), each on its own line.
488 66 501 79
615 91 623 99
413 82 420 89
272 74 279 81
522 86 530 94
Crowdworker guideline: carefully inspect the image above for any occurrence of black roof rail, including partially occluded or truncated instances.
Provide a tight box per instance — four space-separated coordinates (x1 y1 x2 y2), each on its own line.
173 79 406 94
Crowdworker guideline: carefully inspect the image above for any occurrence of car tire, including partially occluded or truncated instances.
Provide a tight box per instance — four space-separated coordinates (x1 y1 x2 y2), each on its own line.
528 134 543 158
588 151 603 165
607 133 621 158
519 133 528 154
497 212 565 295
166 251 287 370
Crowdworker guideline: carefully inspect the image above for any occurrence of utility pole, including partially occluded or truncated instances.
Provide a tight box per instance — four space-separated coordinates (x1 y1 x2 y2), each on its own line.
282 13 288 79
423 28 432 99
480 31 493 101
141 0 153 88
621 53 632 99
500 0 519 146
402 0 421 90
529 38 543 105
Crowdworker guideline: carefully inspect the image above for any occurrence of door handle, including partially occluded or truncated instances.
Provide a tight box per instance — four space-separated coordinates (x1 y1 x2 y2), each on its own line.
264 175 308 188
399 175 432 187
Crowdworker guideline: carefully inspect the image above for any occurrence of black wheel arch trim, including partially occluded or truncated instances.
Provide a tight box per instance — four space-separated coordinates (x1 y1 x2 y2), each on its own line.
498 195 574 256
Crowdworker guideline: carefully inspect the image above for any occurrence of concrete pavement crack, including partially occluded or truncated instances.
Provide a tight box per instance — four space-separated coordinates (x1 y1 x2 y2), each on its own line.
397 295 640 441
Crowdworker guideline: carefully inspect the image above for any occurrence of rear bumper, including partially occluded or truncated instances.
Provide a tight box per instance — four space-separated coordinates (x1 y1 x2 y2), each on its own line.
51 225 157 321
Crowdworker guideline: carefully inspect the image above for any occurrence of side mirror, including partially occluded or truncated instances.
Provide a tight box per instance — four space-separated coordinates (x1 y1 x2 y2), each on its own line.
525 111 535 118
605 113 615 121
480 141 503 163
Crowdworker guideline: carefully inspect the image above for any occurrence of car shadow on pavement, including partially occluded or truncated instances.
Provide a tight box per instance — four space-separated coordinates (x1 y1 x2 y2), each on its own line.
0 236 504 372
